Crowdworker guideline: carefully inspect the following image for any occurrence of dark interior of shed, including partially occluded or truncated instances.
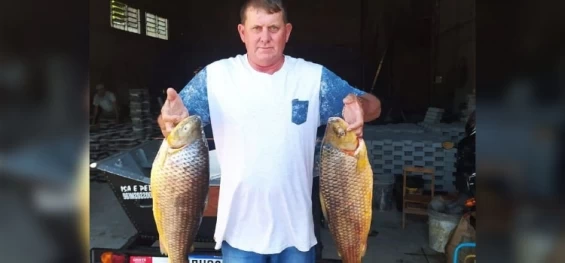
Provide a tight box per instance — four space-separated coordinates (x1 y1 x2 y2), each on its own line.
89 0 475 124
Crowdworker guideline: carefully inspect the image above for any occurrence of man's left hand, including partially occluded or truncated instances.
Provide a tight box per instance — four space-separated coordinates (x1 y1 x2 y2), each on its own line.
342 94 364 137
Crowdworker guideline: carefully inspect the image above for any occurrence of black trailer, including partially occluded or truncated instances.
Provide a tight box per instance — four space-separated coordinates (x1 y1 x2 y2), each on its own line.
90 139 223 262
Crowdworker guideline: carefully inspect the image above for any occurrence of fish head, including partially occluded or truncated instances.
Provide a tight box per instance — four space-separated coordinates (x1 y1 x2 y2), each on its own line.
166 115 203 149
324 117 359 152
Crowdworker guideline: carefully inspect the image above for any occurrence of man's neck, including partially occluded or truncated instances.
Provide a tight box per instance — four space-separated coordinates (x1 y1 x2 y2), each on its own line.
247 55 285 75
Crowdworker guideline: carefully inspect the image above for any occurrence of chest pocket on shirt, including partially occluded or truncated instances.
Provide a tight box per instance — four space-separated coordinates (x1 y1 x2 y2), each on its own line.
291 99 309 125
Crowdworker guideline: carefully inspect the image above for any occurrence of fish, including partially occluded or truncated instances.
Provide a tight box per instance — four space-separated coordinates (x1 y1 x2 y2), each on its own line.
150 115 210 263
319 117 373 263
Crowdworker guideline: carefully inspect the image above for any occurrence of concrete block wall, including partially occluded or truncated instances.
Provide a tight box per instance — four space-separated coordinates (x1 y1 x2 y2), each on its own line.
364 122 464 193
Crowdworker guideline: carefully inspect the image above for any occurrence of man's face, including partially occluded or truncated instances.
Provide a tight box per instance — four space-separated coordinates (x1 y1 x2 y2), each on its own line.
238 7 292 67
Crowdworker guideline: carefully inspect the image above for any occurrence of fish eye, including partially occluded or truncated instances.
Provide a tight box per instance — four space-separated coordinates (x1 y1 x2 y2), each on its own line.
183 125 189 132
334 127 345 137
332 126 344 137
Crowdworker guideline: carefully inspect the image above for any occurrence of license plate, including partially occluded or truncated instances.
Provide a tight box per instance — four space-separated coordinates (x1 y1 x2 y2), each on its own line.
131 255 223 263
188 255 223 263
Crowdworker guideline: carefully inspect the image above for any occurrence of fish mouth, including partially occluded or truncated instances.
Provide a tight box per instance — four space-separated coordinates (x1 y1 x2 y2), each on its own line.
327 117 344 123
323 117 359 152
327 117 349 136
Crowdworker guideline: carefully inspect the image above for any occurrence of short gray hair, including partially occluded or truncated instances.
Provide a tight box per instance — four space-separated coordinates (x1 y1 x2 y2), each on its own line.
240 0 288 24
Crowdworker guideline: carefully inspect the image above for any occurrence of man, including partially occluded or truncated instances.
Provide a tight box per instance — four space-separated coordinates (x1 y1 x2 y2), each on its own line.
158 0 381 262
91 84 119 125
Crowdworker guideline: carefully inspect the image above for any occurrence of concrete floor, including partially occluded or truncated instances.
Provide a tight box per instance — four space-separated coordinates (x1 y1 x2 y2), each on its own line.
91 181 446 263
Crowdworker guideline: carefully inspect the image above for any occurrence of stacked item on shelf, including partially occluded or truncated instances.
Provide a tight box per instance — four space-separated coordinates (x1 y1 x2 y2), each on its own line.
89 123 132 162
418 122 466 143
89 122 156 181
364 124 457 192
422 107 444 124
97 119 114 130
129 89 153 139
148 109 163 138
89 123 133 181
413 106 467 143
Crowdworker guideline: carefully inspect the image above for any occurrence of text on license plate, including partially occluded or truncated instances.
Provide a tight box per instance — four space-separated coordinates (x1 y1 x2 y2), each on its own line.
188 255 223 263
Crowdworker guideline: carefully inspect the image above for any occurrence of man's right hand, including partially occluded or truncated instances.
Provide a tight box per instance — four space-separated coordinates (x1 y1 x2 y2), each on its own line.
158 88 189 137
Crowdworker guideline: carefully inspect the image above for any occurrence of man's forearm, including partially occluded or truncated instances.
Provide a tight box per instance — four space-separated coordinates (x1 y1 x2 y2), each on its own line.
359 94 381 122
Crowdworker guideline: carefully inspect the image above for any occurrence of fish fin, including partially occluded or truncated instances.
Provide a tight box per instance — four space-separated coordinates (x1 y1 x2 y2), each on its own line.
154 208 168 255
159 239 168 255
356 145 373 183
319 191 330 227
354 138 364 156
152 186 168 255
153 139 170 168
153 202 169 255
361 242 367 257
151 140 169 255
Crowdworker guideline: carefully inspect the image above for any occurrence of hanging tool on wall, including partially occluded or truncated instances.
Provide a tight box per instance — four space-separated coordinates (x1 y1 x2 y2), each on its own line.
370 46 387 95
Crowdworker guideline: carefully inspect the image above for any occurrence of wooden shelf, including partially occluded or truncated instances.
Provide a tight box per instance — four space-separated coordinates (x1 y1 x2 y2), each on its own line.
404 194 433 204
403 207 428 216
402 166 435 229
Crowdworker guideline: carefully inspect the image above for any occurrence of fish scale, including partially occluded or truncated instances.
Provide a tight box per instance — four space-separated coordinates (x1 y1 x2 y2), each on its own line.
320 117 373 263
151 116 210 263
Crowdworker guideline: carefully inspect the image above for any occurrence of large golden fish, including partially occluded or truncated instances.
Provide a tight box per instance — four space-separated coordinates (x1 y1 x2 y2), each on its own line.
151 115 210 263
319 117 373 263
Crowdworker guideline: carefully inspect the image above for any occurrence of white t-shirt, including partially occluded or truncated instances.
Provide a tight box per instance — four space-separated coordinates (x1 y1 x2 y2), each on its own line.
178 54 366 254
93 91 116 113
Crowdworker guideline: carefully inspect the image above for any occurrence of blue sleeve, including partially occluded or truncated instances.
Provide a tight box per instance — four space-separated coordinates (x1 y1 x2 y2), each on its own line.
319 67 366 125
178 67 211 126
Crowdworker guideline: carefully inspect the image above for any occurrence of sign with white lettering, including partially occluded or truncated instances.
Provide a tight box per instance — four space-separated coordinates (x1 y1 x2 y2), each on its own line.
119 184 152 200
129 256 152 263
148 255 223 263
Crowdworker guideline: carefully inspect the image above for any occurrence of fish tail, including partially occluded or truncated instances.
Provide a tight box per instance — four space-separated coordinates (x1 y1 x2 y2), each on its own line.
341 254 362 263
169 255 189 263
